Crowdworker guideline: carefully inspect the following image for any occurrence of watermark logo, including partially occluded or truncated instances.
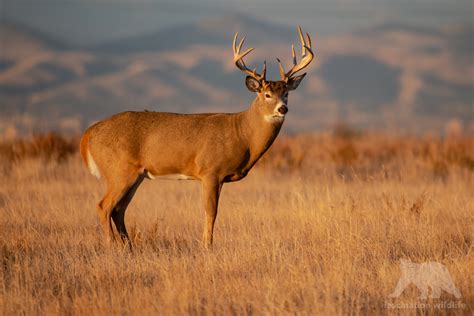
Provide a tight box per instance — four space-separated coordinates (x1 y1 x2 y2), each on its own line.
389 259 461 300
385 259 465 310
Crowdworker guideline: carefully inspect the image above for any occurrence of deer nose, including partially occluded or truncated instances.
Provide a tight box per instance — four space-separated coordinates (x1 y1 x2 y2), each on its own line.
278 105 288 114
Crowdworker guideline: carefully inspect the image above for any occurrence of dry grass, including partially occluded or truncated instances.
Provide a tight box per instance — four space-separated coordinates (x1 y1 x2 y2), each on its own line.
0 132 473 315
0 133 77 166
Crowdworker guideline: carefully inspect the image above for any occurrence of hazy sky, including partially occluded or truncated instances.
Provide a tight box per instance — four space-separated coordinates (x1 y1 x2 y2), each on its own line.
2 0 473 46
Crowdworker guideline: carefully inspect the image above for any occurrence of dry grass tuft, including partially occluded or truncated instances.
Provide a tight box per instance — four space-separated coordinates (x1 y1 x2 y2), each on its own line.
260 132 474 180
0 132 76 163
0 132 473 315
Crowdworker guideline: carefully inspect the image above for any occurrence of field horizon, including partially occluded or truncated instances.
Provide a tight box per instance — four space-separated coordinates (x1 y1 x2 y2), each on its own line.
0 132 473 315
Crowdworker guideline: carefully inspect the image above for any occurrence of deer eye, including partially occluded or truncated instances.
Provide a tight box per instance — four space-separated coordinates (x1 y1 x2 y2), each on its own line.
265 93 272 98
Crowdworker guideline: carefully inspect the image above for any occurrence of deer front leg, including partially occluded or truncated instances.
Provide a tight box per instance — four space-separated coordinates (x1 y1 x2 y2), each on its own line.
201 177 222 249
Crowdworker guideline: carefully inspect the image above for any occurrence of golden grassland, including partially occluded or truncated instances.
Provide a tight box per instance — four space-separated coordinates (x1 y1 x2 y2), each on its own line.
0 132 473 315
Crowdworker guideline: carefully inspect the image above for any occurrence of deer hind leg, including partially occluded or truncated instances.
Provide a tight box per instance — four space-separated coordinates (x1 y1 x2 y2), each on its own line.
112 174 145 249
97 194 116 244
201 177 223 249
97 172 142 245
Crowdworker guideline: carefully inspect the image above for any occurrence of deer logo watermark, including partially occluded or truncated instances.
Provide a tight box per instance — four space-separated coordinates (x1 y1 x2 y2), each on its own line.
389 259 461 300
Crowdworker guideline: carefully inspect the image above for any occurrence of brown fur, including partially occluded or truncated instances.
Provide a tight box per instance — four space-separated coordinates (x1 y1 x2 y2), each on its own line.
79 131 89 166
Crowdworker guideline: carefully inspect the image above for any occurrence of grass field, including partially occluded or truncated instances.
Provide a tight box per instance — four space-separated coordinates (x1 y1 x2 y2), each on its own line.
0 132 473 315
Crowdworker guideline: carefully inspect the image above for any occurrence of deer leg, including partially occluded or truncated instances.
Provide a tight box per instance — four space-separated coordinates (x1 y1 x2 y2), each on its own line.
97 194 117 244
112 175 144 249
97 172 141 245
201 177 222 249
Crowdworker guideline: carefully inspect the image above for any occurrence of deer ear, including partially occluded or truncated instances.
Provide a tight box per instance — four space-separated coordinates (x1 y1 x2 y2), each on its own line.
287 73 306 91
245 76 261 92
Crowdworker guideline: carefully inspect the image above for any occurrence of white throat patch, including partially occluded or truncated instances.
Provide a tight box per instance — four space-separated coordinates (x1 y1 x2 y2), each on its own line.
264 114 285 123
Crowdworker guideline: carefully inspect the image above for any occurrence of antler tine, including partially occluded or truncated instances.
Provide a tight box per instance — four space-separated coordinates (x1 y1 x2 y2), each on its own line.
298 26 306 56
233 33 254 61
305 32 312 49
232 32 265 81
232 32 239 54
261 60 267 81
276 58 285 80
282 26 314 80
291 44 297 66
237 36 246 54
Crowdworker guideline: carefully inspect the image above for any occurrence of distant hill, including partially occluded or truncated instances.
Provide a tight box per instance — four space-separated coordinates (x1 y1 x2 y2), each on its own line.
0 16 472 138
0 21 68 59
91 14 294 53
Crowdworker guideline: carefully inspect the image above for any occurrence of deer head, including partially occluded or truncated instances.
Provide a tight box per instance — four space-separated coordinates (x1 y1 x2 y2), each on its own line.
233 26 314 123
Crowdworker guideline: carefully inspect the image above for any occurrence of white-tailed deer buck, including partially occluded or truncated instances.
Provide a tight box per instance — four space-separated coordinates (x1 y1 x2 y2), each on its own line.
80 27 314 249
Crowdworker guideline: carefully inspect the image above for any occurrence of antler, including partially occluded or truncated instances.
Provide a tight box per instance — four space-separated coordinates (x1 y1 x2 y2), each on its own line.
233 32 266 81
277 26 314 81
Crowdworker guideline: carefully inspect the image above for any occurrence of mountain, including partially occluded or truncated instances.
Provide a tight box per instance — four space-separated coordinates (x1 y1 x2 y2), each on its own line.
0 21 69 59
0 16 472 138
92 14 294 54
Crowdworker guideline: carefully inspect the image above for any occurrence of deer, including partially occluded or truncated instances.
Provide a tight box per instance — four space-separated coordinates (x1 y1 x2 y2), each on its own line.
80 26 314 250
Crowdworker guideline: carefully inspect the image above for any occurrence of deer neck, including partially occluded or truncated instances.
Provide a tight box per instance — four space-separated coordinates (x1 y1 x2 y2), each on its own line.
238 98 283 165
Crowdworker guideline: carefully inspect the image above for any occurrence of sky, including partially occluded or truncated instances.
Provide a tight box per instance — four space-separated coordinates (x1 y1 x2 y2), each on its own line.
2 0 473 46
